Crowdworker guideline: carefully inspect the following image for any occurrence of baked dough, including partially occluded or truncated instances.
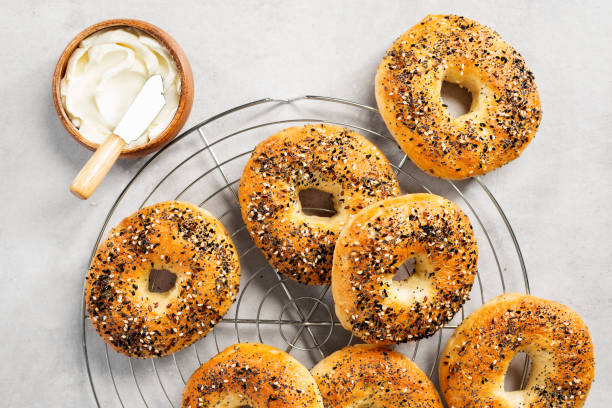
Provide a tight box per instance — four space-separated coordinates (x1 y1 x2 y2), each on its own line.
332 193 478 343
311 344 443 407
239 124 400 285
440 294 595 407
86 201 240 357
182 343 324 408
376 14 542 179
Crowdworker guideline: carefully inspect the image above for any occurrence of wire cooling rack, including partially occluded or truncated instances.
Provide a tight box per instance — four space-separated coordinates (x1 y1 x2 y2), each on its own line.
82 95 530 407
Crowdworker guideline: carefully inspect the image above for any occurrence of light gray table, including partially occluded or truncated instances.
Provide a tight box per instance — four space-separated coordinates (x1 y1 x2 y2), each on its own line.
1 1 610 407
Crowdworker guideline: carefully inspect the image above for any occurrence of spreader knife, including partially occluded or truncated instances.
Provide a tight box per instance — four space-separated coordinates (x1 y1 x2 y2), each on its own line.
70 75 166 199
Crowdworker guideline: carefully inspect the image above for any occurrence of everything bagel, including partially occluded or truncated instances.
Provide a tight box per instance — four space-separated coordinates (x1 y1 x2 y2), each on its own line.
239 124 400 285
332 193 478 343
439 294 595 407
376 15 542 179
86 201 240 358
311 344 443 407
182 343 324 408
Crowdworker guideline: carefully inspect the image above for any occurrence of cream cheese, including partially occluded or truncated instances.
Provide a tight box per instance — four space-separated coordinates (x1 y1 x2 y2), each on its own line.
60 27 180 146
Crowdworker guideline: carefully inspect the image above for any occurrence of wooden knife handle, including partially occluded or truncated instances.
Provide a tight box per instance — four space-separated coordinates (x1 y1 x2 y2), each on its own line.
70 134 125 199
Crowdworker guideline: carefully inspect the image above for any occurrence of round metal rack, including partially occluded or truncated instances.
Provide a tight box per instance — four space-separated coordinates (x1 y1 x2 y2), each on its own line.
82 95 530 407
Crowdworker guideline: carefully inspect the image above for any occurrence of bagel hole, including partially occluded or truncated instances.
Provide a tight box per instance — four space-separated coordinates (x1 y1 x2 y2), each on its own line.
148 269 177 293
393 257 416 281
441 81 472 117
504 352 531 392
298 188 336 217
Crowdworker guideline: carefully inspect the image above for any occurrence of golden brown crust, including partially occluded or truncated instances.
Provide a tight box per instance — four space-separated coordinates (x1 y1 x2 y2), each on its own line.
332 193 477 343
239 124 400 285
376 15 542 179
311 344 443 407
85 201 240 358
439 294 595 408
182 343 324 408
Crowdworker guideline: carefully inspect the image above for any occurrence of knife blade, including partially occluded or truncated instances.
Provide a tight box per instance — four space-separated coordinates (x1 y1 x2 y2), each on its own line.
114 74 166 143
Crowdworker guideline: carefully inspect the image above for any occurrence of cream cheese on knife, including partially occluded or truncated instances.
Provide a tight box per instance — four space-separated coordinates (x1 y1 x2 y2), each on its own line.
60 27 180 146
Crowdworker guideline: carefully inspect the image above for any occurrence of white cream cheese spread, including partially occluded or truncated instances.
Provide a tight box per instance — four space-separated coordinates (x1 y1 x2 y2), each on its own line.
60 28 180 146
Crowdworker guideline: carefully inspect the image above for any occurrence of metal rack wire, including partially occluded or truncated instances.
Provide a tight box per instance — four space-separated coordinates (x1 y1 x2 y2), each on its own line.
82 95 530 407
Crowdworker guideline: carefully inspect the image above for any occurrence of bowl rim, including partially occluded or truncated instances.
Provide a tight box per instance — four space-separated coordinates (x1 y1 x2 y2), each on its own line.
52 18 194 158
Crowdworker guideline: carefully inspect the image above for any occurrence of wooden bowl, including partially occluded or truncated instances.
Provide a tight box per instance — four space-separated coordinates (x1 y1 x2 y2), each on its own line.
52 19 194 158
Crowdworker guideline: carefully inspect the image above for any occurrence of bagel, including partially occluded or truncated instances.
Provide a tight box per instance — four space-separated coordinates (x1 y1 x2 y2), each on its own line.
239 124 400 285
375 15 542 179
439 294 595 408
85 201 240 358
182 343 324 408
311 344 443 407
332 193 478 343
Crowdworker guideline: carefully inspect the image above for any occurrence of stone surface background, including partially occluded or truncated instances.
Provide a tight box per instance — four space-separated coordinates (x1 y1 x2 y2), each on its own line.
0 1 609 406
